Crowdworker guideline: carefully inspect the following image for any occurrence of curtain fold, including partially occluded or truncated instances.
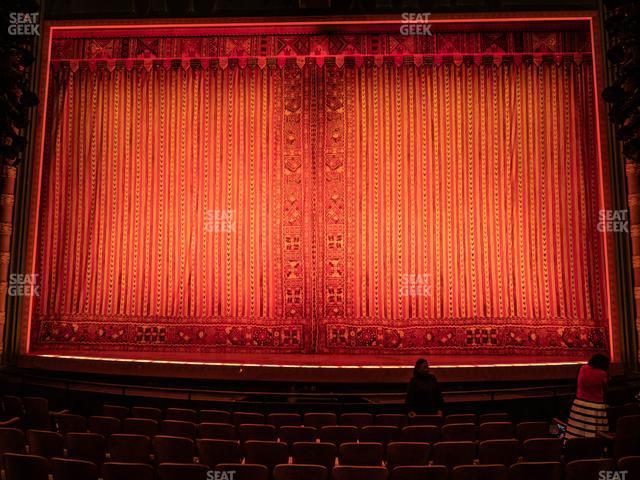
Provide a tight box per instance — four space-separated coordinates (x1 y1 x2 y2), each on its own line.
31 58 608 355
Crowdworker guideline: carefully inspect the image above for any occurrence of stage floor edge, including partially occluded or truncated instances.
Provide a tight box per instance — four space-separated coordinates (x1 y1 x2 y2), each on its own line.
17 352 620 383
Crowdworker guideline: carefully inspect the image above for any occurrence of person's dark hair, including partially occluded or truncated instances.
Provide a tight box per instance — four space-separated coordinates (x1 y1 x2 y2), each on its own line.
588 353 610 371
414 358 428 375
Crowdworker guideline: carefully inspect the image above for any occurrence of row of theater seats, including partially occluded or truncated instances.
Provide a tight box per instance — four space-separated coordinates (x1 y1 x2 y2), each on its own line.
3 452 640 480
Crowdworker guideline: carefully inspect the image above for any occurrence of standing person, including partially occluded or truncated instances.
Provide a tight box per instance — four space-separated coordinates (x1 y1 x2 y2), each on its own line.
565 353 610 438
406 358 444 416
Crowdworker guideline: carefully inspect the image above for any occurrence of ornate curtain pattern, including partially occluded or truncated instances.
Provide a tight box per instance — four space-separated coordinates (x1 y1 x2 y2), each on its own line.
31 36 609 355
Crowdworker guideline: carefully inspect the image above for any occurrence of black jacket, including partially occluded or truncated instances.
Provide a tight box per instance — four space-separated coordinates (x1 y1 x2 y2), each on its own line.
405 372 444 414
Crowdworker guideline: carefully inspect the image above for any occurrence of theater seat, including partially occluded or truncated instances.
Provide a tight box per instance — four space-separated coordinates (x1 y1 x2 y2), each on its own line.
360 426 400 445
166 408 197 422
375 414 408 428
243 440 289 470
198 422 237 440
409 415 444 427
27 429 64 458
339 442 384 466
200 410 232 424
332 465 388 480
279 426 318 447
446 414 477 425
477 422 515 441
108 434 152 463
102 462 155 480
386 442 430 469
273 464 328 480
130 407 162 421
431 441 476 469
161 420 197 439
564 437 607 462
51 457 99 480
153 435 195 464
618 456 640 479
478 439 519 466
390 465 448 480
516 422 550 441
234 412 266 427
339 413 374 428
401 425 440 443
197 439 242 468
0 427 26 459
452 464 508 480
215 463 269 480
292 441 337 470
478 413 510 424
67 432 107 466
54 413 87 435
157 463 210 480
441 423 477 441
508 462 562 480
522 438 562 462
88 416 121 437
303 413 337 429
239 423 277 442
4 453 49 480
103 405 129 421
318 425 358 446
267 413 302 428
565 458 616 480
123 418 159 437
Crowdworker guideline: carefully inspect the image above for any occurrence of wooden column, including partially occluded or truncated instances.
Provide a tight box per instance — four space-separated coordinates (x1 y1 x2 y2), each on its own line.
0 165 17 355
626 161 640 362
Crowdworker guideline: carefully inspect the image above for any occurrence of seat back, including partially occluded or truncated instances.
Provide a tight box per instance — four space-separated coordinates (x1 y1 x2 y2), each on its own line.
199 422 237 440
360 425 400 445
153 435 195 464
618 456 640 480
197 439 242 468
564 437 607 463
318 425 358 445
339 442 384 466
375 414 408 428
27 429 64 458
130 407 162 421
123 418 159 437
0 427 26 456
401 425 440 443
614 415 640 459
165 408 197 423
108 434 151 463
102 405 129 421
386 442 430 469
279 426 317 447
478 413 510 424
291 441 337 470
67 432 106 465
215 463 269 480
303 413 337 429
441 423 477 441
233 412 266 427
199 410 232 424
516 422 550 441
267 413 302 428
157 463 210 480
4 453 49 480
23 397 51 430
332 465 388 480
565 459 616 480
431 441 476 469
478 439 519 466
54 413 87 435
161 420 197 439
88 416 121 437
51 457 99 480
409 415 444 427
238 424 277 442
339 413 373 428
273 464 328 480
390 465 448 480
522 438 563 462
478 422 515 441
243 440 289 469
452 464 508 480
102 462 155 480
445 414 476 425
508 462 562 480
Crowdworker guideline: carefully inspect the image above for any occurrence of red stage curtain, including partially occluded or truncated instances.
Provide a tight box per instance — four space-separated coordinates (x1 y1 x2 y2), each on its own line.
32 57 608 355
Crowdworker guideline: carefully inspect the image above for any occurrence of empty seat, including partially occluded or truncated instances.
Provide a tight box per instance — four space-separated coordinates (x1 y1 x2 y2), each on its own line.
102 405 129 421
390 465 448 480
386 442 430 469
303 413 337 429
2 396 23 419
292 441 337 470
166 408 197 423
360 425 400 445
0 427 26 458
28 429 64 458
339 442 384 466
108 434 151 463
516 422 550 441
200 410 232 424
161 420 197 439
452 464 508 480
23 397 52 430
332 465 388 480
88 416 121 437
565 458 616 480
477 422 515 441
522 438 562 462
67 432 106 466
441 423 477 441
199 422 237 440
409 415 444 426
4 453 48 480
54 413 87 435
508 462 562 480
123 418 159 437
340 413 374 428
446 414 476 425
478 439 519 466
267 413 302 428
153 435 195 464
613 415 640 459
130 406 162 421
273 464 328 480
375 414 408 428
279 426 317 447
239 423 277 442
244 440 289 470
102 462 155 480
618 456 640 479
564 437 607 462
401 425 440 443
478 413 510 424
318 425 358 446
234 412 266 426
157 463 210 480
215 463 269 480
431 441 476 469
51 457 99 480
197 439 242 468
